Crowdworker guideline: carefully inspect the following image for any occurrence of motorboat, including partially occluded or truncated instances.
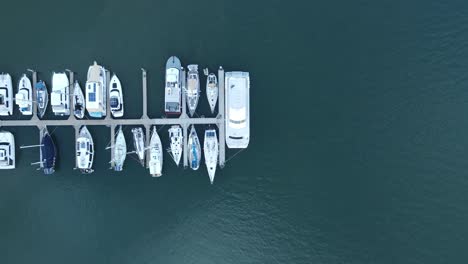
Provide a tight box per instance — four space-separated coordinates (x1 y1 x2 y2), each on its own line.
148 126 163 177
113 126 126 171
168 125 182 166
225 71 250 148
186 64 200 116
0 73 13 116
109 74 124 118
188 125 201 170
76 126 94 174
51 72 70 116
36 81 48 119
204 129 218 184
164 56 182 115
0 131 14 169
206 73 218 114
73 81 85 119
15 74 33 115
86 61 107 118
132 127 145 166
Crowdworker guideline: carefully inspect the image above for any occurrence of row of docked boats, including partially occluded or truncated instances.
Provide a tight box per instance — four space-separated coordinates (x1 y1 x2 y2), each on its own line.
164 56 219 116
0 61 124 119
0 125 220 184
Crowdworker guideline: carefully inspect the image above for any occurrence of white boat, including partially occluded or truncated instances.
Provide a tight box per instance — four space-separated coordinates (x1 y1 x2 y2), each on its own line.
132 127 145 166
15 74 33 115
51 72 70 116
206 73 218 114
186 64 200 116
73 81 85 119
148 126 163 177
188 125 201 170
225 71 250 148
86 61 107 118
168 125 182 166
36 81 48 119
76 126 94 174
109 74 124 118
113 126 126 171
0 73 13 116
164 56 182 115
204 129 218 184
0 131 15 169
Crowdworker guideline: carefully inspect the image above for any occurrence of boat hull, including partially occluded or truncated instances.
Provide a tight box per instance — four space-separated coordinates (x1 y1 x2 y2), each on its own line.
148 126 163 176
206 73 218 114
204 129 218 184
0 73 13 116
36 81 48 119
0 131 15 169
164 56 182 116
109 74 124 118
73 81 85 119
113 127 126 171
16 74 33 115
188 125 201 170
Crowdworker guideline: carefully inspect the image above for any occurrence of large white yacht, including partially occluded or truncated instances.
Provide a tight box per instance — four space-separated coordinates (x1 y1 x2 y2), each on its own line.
206 73 218 114
109 74 124 118
132 127 145 166
168 125 182 166
76 126 94 174
0 131 15 169
113 126 126 171
186 64 200 116
164 56 182 115
51 72 70 116
0 73 13 116
225 71 250 148
148 126 163 177
15 74 33 115
86 61 107 118
204 129 218 184
188 125 201 170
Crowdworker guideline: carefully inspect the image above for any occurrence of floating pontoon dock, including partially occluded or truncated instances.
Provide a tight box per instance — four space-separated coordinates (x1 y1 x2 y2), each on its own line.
0 67 227 169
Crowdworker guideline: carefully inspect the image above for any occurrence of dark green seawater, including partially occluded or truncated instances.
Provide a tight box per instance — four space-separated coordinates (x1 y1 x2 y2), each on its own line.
1 0 468 263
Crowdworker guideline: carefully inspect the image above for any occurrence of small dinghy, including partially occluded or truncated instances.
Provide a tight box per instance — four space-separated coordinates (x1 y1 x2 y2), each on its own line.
76 126 94 174
113 126 126 171
0 73 13 116
73 81 85 119
168 125 182 166
40 127 56 175
206 73 218 114
148 126 163 177
132 127 145 166
15 74 33 115
186 64 200 116
36 80 48 119
109 74 124 118
204 129 219 184
188 125 201 170
0 131 15 169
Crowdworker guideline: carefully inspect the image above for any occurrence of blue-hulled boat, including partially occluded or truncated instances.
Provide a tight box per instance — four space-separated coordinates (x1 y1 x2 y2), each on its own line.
36 81 48 118
40 127 56 174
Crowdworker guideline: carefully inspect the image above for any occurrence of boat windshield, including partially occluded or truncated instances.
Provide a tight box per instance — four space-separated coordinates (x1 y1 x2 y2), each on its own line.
110 97 119 108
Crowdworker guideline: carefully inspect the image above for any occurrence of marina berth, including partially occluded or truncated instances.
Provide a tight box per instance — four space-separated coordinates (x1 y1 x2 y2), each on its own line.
15 74 33 115
0 131 15 169
51 72 70 116
164 56 182 115
86 61 107 118
0 73 13 116
225 71 250 149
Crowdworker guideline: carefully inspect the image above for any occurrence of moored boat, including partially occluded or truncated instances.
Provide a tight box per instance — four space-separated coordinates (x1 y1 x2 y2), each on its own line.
51 72 70 116
36 80 48 119
148 126 163 177
204 129 218 184
188 125 201 170
86 61 107 118
206 73 218 114
0 73 13 116
109 74 124 118
168 125 182 166
132 127 145 166
15 74 33 115
0 131 15 169
73 81 85 119
76 126 94 174
113 126 126 171
164 56 182 115
40 127 56 174
225 71 250 148
186 64 200 116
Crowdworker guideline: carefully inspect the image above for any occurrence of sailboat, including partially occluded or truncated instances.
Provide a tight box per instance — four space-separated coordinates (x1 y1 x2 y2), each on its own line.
188 125 201 170
186 64 200 116
15 74 33 115
148 126 163 177
204 129 219 184
40 127 56 174
76 126 94 174
132 127 145 166
36 80 48 119
168 125 182 166
73 81 85 119
206 73 218 114
112 126 126 171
